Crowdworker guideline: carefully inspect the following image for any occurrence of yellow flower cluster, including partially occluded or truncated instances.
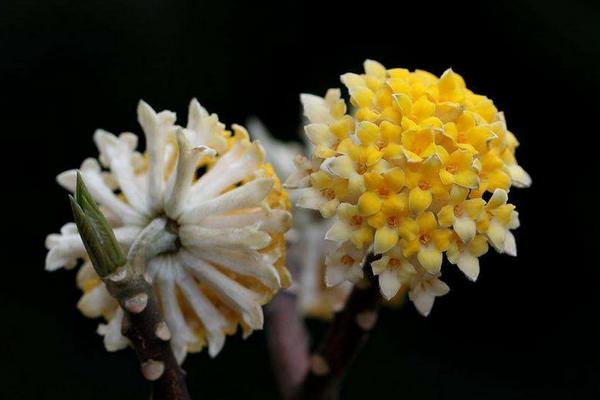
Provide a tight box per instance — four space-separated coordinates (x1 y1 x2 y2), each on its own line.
288 60 530 315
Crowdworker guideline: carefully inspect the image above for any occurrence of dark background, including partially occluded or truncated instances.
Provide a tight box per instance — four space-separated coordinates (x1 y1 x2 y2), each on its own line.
1 0 599 398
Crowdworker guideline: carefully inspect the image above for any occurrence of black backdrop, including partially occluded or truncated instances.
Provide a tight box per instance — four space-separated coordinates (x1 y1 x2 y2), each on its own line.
2 1 599 399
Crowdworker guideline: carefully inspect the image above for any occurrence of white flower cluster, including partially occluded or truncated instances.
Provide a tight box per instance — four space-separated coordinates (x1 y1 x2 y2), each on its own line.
45 100 291 362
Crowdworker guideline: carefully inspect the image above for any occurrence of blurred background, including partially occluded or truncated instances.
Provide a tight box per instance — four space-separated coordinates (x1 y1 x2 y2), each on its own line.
1 0 598 398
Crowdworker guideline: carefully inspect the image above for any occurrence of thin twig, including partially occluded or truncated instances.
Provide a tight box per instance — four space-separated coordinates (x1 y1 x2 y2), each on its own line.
265 291 310 398
104 266 191 400
265 242 310 399
292 254 380 400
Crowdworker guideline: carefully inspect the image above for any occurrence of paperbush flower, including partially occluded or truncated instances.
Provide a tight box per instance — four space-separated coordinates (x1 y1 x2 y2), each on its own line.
289 60 530 316
45 100 292 362
248 119 352 318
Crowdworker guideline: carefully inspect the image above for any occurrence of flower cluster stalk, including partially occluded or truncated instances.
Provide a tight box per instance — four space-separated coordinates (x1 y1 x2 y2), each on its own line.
266 254 380 400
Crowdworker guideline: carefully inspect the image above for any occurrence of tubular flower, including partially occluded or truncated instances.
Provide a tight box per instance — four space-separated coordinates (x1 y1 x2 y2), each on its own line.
45 100 292 362
290 60 531 316
248 118 351 319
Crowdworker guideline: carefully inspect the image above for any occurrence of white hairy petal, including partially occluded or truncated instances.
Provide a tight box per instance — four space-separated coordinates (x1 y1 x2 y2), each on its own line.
97 308 129 352
179 251 265 330
164 129 215 219
185 245 281 289
179 225 272 251
94 129 149 214
186 98 228 153
45 225 141 271
154 256 196 365
180 178 273 224
175 268 227 358
190 140 264 200
137 100 176 214
57 159 146 225
77 284 116 318
199 209 292 234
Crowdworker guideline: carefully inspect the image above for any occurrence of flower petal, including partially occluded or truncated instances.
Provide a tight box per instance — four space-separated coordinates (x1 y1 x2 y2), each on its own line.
429 278 450 296
176 269 228 358
325 219 352 242
379 268 401 300
409 288 435 317
454 215 476 243
190 140 264 200
97 308 129 352
186 98 228 153
507 164 532 188
321 155 355 179
57 159 146 225
503 230 517 256
185 245 281 289
374 226 398 254
94 129 149 214
357 191 382 216
180 251 266 330
181 178 273 224
454 169 480 189
154 258 197 364
487 188 508 209
45 225 141 271
164 129 215 219
200 209 292 234
417 244 443 274
295 187 328 210
137 100 176 214
305 123 336 148
409 187 432 214
486 219 507 252
77 284 116 318
456 251 480 281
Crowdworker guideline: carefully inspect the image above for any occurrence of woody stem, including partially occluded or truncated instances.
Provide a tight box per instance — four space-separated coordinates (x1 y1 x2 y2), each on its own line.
292 254 381 400
104 266 191 400
265 243 310 399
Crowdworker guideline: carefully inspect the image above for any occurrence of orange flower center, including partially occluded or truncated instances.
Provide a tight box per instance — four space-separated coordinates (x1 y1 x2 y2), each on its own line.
454 205 463 217
356 162 368 175
446 164 458 174
389 258 401 268
419 233 431 245
341 255 355 265
350 215 364 227
321 188 336 200
387 215 399 228
418 181 431 190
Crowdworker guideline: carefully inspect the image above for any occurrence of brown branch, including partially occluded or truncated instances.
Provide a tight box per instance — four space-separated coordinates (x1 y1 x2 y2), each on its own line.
70 175 190 400
265 239 310 399
265 291 310 398
292 255 380 400
105 266 191 400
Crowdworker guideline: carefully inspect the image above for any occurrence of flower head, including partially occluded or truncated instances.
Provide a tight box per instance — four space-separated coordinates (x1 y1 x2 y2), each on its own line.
45 99 292 362
290 60 530 316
